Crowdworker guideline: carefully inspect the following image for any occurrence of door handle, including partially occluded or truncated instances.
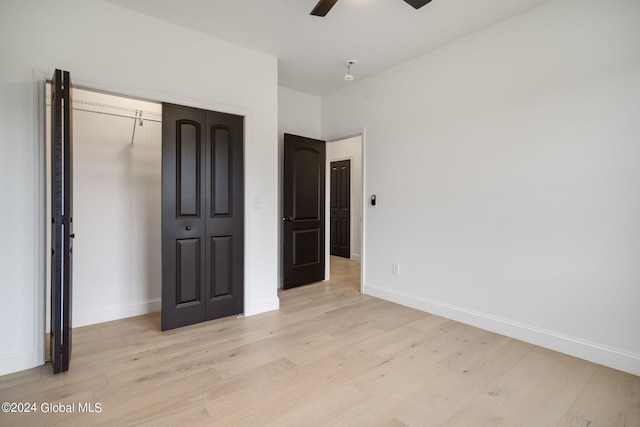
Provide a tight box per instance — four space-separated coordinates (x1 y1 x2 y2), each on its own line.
186 226 192 231
282 216 293 222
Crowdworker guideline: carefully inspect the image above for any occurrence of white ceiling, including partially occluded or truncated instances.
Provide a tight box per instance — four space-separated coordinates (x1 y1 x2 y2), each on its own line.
107 0 552 95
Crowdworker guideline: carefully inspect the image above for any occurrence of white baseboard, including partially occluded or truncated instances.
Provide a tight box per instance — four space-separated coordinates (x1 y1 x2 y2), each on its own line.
1 299 162 375
364 283 640 377
350 253 361 261
0 349 40 377
73 294 280 328
73 298 161 328
244 296 280 317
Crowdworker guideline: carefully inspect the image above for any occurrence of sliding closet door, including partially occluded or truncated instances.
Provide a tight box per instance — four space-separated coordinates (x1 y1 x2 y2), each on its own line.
50 69 74 373
161 103 244 331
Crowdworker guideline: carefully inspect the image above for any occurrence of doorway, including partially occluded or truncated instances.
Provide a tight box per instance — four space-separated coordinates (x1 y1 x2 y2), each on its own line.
45 82 246 342
44 83 163 360
280 133 363 289
327 135 363 264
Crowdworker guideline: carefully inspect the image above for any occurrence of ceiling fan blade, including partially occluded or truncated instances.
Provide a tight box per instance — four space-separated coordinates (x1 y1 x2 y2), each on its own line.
311 0 339 16
403 0 433 9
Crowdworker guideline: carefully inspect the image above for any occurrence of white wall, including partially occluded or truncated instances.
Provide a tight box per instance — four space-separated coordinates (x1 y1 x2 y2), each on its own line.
278 87 322 285
322 0 640 375
0 0 279 376
278 87 322 141
328 136 363 261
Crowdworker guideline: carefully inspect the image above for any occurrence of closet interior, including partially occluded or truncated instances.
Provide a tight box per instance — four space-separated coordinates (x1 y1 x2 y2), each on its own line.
45 86 163 339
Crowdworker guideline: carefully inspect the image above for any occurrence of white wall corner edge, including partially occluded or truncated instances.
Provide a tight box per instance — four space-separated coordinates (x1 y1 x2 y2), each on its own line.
244 296 280 317
363 283 640 377
73 298 162 328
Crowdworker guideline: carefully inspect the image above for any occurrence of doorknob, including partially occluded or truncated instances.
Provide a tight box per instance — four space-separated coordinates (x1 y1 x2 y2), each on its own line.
186 226 192 231
282 216 293 222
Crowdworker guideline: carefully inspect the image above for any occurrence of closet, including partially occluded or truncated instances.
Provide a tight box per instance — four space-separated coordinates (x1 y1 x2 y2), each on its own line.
161 103 244 330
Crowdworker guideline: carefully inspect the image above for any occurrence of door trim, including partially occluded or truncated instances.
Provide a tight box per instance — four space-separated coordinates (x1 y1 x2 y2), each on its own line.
32 70 48 370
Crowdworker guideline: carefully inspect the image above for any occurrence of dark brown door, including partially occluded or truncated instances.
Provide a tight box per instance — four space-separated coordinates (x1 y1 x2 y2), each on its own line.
161 103 244 330
50 69 73 373
283 133 326 289
330 160 350 258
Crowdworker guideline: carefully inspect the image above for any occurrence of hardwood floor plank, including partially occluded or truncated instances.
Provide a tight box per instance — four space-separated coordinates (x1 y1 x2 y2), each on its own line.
435 329 509 374
499 355 596 426
558 365 640 426
439 350 559 424
463 338 535 382
0 256 638 426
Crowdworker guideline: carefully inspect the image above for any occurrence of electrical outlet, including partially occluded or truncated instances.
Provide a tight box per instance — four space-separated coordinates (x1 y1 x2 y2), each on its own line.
392 263 400 275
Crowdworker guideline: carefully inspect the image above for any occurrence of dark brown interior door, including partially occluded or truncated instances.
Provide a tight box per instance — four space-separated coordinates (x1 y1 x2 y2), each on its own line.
330 159 350 258
162 103 244 330
283 133 326 289
50 69 73 373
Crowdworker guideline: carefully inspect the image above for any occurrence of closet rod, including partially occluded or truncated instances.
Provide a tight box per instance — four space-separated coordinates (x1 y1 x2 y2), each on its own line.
47 99 162 123
74 106 161 123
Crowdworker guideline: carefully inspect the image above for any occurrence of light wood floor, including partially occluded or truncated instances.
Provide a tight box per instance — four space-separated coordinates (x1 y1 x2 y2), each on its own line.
1 256 639 426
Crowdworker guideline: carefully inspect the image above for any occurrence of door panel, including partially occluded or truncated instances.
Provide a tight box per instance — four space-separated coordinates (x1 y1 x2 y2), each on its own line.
210 235 232 297
176 238 201 305
293 229 320 266
330 160 350 258
283 133 326 289
162 104 243 330
177 121 201 217
204 112 244 319
211 126 231 216
294 149 320 219
162 105 206 330
50 69 73 373
340 218 349 247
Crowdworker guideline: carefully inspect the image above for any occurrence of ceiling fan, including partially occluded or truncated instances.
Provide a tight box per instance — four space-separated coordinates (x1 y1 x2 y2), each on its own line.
311 0 433 17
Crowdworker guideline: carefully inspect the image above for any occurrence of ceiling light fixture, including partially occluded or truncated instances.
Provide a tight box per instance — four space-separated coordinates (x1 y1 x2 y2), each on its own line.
344 59 358 81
